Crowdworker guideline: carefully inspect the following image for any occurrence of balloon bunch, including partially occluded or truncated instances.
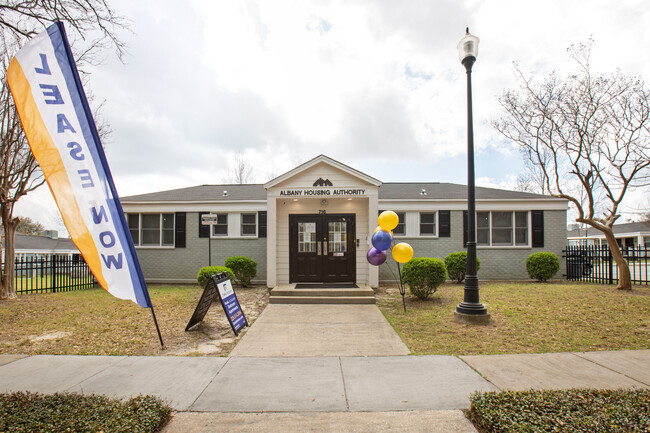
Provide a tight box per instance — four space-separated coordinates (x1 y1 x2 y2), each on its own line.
367 211 414 311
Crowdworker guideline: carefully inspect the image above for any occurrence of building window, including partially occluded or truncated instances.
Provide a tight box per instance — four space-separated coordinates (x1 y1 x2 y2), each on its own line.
212 214 228 236
393 212 406 236
420 212 436 236
127 213 174 247
477 211 529 247
241 213 257 236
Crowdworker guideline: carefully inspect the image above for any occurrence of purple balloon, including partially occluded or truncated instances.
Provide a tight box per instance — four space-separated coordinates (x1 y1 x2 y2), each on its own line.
371 229 393 251
367 247 387 266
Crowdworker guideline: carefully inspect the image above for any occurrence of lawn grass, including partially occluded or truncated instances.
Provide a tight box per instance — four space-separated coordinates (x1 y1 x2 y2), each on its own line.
0 285 268 356
376 281 650 355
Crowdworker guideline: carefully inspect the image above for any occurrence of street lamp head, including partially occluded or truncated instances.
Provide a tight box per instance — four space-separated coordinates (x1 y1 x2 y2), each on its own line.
457 27 479 64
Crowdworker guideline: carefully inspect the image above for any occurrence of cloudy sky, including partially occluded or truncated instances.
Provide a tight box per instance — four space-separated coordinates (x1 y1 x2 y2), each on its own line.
15 0 650 234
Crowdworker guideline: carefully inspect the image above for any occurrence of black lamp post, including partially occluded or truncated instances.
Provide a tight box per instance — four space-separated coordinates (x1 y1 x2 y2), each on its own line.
455 28 490 323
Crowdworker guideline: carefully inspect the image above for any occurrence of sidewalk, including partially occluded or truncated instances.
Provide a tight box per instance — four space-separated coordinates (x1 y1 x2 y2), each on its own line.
1 301 648 432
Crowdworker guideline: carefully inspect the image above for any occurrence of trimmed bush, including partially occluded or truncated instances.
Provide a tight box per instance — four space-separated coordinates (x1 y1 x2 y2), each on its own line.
526 252 560 281
401 257 447 300
468 389 650 433
444 251 481 283
196 266 235 287
0 392 171 433
224 256 257 287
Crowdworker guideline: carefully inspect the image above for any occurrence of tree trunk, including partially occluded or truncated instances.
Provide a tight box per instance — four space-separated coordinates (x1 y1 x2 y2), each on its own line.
602 228 632 290
0 212 19 299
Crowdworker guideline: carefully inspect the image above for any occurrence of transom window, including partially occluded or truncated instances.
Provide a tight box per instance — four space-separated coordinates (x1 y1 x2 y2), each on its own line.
477 211 529 246
212 214 228 236
128 213 174 247
420 212 436 235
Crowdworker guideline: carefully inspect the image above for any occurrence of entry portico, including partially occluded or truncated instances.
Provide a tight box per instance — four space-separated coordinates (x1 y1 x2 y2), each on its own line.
265 155 381 287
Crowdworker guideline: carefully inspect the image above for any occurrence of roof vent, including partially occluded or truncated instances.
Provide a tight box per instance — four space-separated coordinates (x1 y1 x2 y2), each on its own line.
420 189 427 195
223 190 228 197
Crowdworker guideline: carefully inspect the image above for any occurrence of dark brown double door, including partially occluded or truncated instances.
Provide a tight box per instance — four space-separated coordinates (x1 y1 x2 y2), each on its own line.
289 214 356 283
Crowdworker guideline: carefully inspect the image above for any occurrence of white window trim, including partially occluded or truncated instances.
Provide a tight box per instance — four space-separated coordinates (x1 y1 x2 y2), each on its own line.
210 212 259 239
211 213 229 237
418 211 438 237
130 213 175 249
476 211 531 248
241 212 258 237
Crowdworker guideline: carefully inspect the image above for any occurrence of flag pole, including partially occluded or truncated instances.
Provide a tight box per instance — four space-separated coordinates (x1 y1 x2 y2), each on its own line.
150 306 164 348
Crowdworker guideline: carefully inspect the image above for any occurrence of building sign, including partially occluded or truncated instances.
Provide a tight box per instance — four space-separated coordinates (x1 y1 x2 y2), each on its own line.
279 188 367 197
185 272 248 335
201 214 218 225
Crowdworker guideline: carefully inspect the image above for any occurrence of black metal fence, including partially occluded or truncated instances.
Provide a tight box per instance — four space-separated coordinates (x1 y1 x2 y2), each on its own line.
563 245 649 285
12 255 97 295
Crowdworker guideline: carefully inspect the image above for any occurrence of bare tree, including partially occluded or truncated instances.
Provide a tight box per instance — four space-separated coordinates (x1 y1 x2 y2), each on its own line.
493 41 650 290
0 81 45 298
0 1 128 298
222 153 254 184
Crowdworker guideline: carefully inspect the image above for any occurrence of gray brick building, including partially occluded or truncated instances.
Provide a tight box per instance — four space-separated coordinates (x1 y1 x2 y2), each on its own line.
121 155 568 286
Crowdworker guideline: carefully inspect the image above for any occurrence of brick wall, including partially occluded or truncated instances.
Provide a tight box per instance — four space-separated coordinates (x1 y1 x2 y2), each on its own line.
379 209 566 282
136 212 267 284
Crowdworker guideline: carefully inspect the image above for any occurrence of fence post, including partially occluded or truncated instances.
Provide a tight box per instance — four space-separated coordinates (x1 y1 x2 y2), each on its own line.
608 247 614 285
51 255 57 293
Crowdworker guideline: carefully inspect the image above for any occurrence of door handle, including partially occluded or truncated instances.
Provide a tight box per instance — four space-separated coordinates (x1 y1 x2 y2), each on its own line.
317 241 322 256
323 241 328 255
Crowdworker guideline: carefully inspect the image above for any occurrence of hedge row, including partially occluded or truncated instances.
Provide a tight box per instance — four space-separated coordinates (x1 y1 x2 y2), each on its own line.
468 388 650 433
0 392 171 433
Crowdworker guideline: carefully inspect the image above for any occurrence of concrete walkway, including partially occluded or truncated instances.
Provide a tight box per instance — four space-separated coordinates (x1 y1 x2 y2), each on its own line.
230 304 410 356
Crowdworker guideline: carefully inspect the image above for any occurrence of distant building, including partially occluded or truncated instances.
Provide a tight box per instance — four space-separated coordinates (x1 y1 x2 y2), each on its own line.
13 231 80 261
567 222 650 249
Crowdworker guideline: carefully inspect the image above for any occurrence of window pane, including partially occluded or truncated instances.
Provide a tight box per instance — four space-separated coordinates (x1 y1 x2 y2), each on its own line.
162 229 174 246
515 228 528 245
162 213 174 229
213 224 227 236
142 214 160 229
127 214 139 245
477 228 489 245
328 222 347 253
142 229 159 245
393 212 405 236
242 225 256 235
214 214 228 236
515 211 528 227
492 229 513 245
492 212 512 228
420 212 436 235
241 213 256 236
477 212 489 228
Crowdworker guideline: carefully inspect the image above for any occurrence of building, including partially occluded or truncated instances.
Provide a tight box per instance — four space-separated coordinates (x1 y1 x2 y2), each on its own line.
14 231 80 261
121 155 568 286
567 222 650 249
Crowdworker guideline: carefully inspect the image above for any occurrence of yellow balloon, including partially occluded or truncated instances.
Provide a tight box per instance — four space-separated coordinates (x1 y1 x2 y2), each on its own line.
378 211 399 231
392 242 414 263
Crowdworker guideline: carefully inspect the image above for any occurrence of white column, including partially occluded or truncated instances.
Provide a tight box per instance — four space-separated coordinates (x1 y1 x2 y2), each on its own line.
368 193 379 288
266 197 277 288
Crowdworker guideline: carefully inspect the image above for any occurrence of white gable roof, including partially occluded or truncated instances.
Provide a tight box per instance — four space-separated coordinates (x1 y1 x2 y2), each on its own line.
264 154 382 189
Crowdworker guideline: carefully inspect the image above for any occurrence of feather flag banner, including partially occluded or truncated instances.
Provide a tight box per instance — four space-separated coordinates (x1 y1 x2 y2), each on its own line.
6 22 153 310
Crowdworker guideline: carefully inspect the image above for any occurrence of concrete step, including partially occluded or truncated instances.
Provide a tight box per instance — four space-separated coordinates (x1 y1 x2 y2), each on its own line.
269 296 376 304
270 287 375 297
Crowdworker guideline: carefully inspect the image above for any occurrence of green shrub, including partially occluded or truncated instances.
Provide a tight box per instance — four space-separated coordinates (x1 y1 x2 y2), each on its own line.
526 252 560 281
0 392 171 433
401 257 447 300
196 266 235 287
444 251 481 283
224 256 257 287
468 389 650 433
